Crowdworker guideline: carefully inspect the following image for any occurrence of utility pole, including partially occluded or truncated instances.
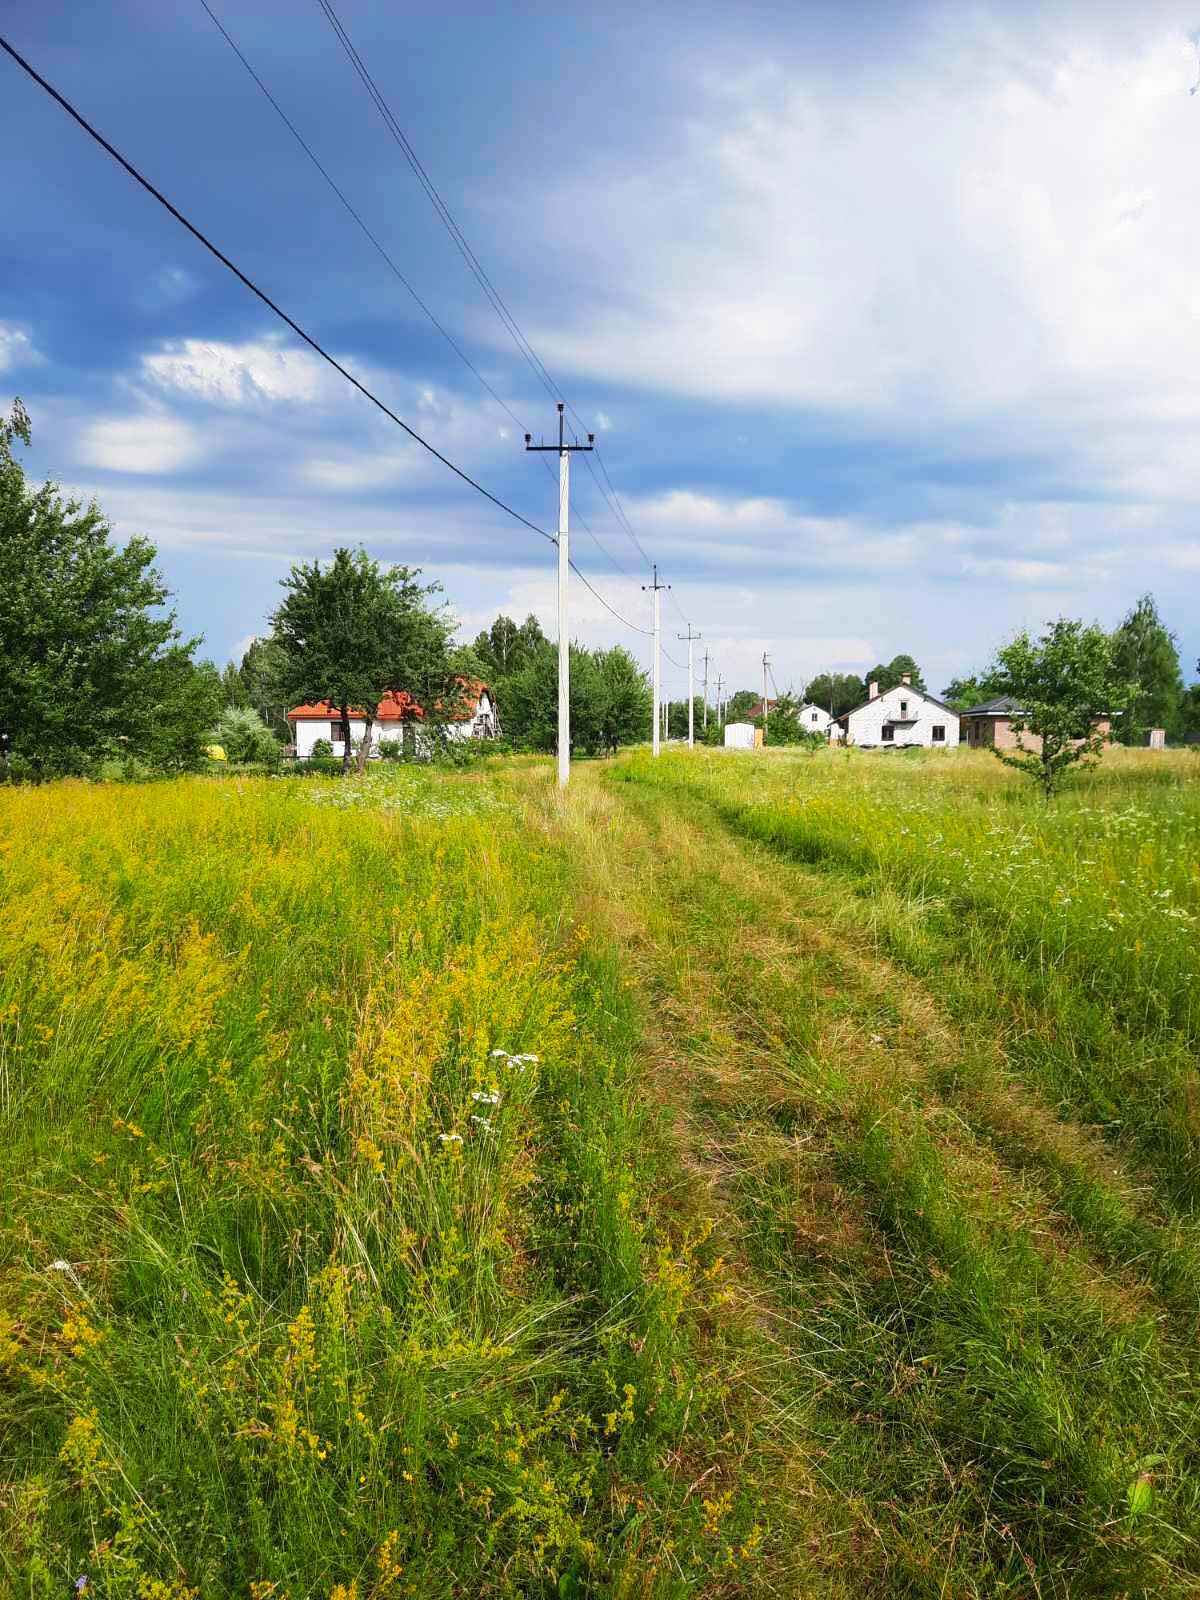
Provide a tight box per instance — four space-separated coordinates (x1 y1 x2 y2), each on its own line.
702 649 710 731
762 652 770 746
715 672 723 727
642 565 669 756
677 624 701 748
526 403 592 789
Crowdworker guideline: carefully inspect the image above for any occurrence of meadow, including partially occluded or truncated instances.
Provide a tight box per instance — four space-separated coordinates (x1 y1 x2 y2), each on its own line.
3 746 1200 1598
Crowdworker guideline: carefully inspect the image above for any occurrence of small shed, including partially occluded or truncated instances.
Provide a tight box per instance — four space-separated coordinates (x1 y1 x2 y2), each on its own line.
724 722 758 750
1146 727 1166 749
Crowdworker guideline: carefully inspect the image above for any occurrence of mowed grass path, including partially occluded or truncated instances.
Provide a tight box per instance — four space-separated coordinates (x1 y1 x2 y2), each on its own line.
5 749 1200 1598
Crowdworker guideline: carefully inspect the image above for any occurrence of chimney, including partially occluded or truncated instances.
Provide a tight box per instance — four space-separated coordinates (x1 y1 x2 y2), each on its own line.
868 680 879 700
901 673 911 686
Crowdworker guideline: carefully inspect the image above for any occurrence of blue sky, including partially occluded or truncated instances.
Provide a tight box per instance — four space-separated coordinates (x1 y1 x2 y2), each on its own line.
4 0 1200 700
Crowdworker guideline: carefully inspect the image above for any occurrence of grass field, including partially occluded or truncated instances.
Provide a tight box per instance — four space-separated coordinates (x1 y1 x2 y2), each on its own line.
3 747 1200 1598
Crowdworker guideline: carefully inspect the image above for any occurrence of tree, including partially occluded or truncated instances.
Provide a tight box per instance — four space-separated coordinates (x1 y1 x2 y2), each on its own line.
990 619 1129 797
864 654 926 695
1109 594 1182 744
503 641 603 756
725 689 760 722
755 691 810 744
271 547 451 774
0 399 216 774
595 646 652 753
942 671 1005 710
667 695 706 740
804 673 865 717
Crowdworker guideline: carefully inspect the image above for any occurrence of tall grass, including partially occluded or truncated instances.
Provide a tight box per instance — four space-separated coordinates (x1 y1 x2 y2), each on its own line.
0 772 757 1598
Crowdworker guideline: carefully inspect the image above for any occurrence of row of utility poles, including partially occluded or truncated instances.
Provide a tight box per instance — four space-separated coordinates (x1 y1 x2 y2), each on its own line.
527 403 732 789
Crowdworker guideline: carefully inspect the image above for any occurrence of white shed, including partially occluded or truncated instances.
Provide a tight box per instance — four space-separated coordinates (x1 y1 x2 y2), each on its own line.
724 722 758 750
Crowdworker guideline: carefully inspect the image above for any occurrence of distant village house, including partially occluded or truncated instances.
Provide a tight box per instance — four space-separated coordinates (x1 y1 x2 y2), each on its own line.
287 679 497 760
840 675 959 749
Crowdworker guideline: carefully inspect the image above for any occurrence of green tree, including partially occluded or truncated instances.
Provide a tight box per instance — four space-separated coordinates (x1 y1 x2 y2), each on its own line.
0 399 215 775
864 654 926 695
942 671 1005 710
595 646 652 753
1109 594 1183 744
724 689 760 722
271 547 450 774
991 619 1129 797
804 673 866 717
502 641 603 756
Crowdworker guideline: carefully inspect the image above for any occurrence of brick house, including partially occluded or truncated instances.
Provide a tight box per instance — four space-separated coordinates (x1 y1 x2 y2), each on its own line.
960 696 1112 753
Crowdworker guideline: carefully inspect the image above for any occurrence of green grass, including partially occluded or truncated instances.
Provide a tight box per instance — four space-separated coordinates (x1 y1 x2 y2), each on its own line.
5 747 1200 1598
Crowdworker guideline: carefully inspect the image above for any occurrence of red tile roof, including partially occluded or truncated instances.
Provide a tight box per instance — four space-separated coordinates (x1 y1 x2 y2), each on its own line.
287 690 426 723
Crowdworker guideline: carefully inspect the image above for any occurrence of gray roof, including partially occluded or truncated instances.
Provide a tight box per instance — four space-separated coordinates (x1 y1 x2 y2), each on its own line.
960 695 1025 718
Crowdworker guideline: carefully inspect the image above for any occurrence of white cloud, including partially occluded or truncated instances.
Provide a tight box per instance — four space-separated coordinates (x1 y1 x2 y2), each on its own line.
0 322 40 373
76 414 204 475
141 336 328 409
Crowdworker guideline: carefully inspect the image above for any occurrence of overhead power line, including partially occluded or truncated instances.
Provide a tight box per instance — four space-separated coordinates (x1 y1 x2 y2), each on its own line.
200 1 645 608
0 33 555 547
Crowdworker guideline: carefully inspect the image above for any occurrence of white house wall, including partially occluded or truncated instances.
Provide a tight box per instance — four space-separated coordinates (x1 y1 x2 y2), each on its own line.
845 686 959 749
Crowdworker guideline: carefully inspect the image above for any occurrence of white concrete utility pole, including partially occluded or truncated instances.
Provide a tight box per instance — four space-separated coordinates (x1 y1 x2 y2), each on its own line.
526 404 593 788
642 564 669 756
677 624 701 748
762 652 771 746
702 649 710 731
715 672 724 726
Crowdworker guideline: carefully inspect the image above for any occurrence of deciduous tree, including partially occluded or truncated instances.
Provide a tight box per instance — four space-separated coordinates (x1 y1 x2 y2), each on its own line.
991 619 1129 797
271 547 450 773
1109 594 1182 744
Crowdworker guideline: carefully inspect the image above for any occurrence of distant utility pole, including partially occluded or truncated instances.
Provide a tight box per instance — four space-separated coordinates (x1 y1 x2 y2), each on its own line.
526 403 593 789
762 652 771 745
715 672 724 726
702 649 710 731
642 565 669 757
677 624 701 748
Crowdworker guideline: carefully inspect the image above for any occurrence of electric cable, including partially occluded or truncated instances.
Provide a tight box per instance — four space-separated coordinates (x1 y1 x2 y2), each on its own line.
0 34 555 546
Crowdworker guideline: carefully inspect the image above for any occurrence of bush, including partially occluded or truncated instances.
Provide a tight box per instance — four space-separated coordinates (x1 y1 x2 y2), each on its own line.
210 708 282 767
310 738 334 760
377 738 404 761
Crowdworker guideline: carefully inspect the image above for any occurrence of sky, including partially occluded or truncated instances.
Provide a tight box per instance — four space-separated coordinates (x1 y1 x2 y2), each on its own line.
3 0 1200 701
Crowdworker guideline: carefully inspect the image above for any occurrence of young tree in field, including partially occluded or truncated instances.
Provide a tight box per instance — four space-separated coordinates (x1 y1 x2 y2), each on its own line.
991 619 1129 797
1109 594 1183 744
271 548 450 773
0 399 218 774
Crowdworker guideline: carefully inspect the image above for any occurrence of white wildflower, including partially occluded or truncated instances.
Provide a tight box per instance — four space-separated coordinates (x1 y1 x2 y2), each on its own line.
471 1091 500 1105
470 1115 493 1131
438 1132 463 1145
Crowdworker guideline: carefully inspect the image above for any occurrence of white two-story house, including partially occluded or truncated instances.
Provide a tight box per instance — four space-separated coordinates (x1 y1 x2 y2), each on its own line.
840 675 958 750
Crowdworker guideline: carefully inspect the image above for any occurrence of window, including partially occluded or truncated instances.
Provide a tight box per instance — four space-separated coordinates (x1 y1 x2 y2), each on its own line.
329 721 345 743
811 711 818 722
899 699 908 717
932 725 945 743
882 725 894 742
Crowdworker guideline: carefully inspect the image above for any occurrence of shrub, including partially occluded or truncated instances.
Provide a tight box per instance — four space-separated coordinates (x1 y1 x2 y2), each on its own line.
310 738 333 760
210 708 282 767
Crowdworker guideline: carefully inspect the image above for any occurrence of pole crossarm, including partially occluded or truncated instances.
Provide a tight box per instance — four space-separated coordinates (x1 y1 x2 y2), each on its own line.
526 403 593 789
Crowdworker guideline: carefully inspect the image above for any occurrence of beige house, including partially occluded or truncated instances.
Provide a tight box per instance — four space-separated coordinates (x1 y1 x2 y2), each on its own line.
960 696 1112 753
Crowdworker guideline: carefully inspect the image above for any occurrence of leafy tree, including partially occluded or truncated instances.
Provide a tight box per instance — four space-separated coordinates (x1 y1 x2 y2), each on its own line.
0 399 216 774
803 673 865 717
990 619 1130 797
942 671 1005 710
503 641 602 756
1109 594 1183 744
596 646 651 753
724 689 760 722
1180 679 1200 743
667 696 706 740
271 547 451 774
220 661 248 711
864 654 926 694
756 691 809 744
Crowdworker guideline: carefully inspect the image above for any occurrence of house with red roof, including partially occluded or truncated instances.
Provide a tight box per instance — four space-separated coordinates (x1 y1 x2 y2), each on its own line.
287 680 496 761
